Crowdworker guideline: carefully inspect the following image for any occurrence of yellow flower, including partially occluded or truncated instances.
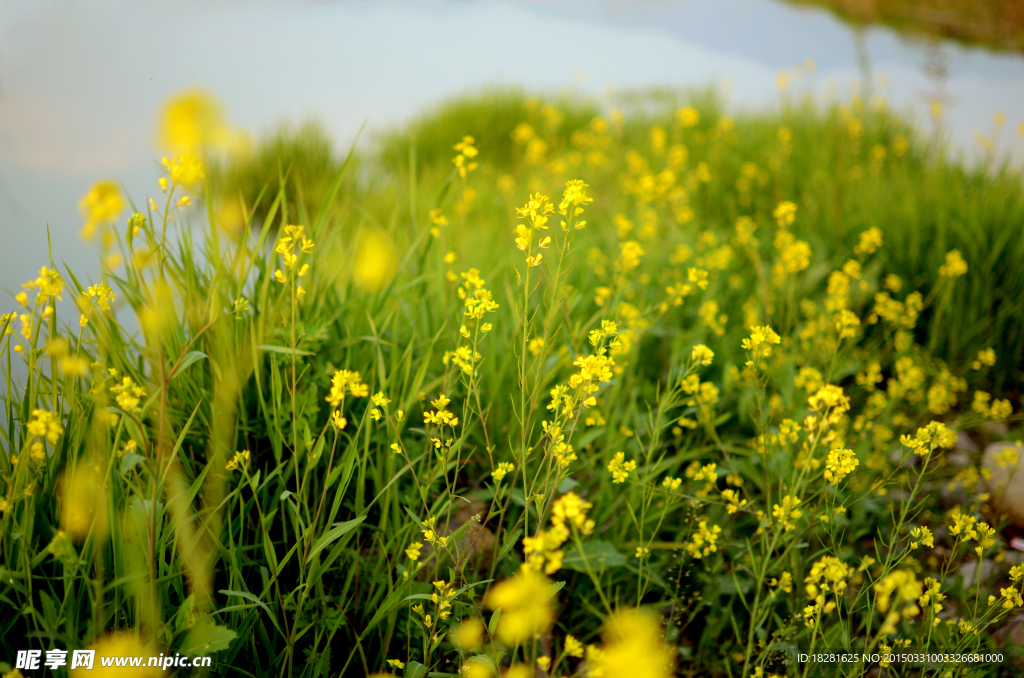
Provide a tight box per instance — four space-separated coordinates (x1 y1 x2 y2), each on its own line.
405 542 422 561
824 448 858 485
721 489 747 514
452 617 484 650
608 452 636 484
874 570 922 634
854 227 884 256
491 462 515 484
79 181 125 240
564 634 584 658
110 376 147 414
387 659 405 670
429 208 448 226
353 229 397 291
27 409 64 445
1000 587 1023 610
61 468 103 540
590 609 675 678
158 88 237 155
675 106 699 128
483 570 555 645
971 348 996 370
686 520 721 559
452 135 479 177
70 630 163 678
939 249 967 278
899 421 956 456
772 495 802 531
225 449 250 472
690 344 714 366
160 154 205 186
772 200 797 227
909 526 934 549
325 369 369 408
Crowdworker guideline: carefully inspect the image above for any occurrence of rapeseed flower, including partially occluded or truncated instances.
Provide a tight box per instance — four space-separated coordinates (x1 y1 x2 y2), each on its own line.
353 229 397 291
589 609 675 678
158 88 239 155
686 520 721 559
483 570 555 645
772 495 802 531
874 570 922 634
70 631 163 678
452 135 478 178
110 376 146 414
824 448 858 485
79 181 125 240
938 249 968 278
491 462 514 484
225 449 250 472
607 452 636 484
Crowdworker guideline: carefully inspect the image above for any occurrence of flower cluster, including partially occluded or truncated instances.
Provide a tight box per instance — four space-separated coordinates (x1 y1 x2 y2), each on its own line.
225 449 250 472
874 570 922 634
325 369 368 430
272 224 315 298
514 193 554 268
452 135 478 178
899 421 956 456
111 376 147 414
823 448 858 485
608 452 636 484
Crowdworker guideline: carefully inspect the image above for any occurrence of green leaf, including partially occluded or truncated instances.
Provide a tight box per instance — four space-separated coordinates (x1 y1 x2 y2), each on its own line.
178 618 237 654
218 589 278 632
561 540 627 574
170 351 207 379
305 516 366 565
487 608 501 638
173 594 195 636
405 661 427 678
119 451 147 474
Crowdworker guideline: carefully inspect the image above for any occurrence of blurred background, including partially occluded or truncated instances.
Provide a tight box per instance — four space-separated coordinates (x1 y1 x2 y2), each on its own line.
2 0 1023 299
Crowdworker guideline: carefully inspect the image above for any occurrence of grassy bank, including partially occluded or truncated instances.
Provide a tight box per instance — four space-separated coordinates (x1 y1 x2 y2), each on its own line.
1 86 1022 678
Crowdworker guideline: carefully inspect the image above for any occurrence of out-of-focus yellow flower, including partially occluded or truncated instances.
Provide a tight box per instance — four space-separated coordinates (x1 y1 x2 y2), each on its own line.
772 201 797 227
70 631 163 678
353 229 397 292
483 570 555 645
216 197 246 236
452 617 484 649
589 609 675 678
158 88 234 155
675 106 699 128
61 469 102 541
161 154 205 187
939 249 967 278
79 181 125 240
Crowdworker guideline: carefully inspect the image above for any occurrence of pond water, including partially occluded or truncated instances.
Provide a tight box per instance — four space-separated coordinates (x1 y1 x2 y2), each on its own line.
1 0 1023 304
